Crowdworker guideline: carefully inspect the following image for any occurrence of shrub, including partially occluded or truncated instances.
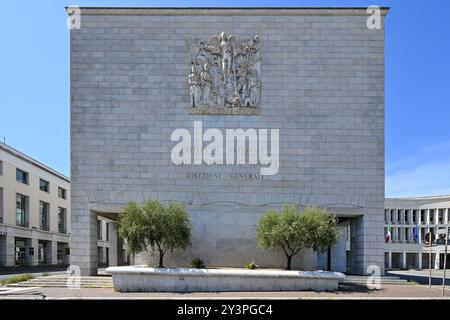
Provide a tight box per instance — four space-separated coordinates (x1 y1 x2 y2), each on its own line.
244 262 258 270
0 274 35 286
119 200 192 268
191 258 206 269
257 206 340 270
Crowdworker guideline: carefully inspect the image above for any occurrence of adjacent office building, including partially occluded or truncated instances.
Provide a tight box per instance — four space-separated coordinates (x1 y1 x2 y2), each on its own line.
0 142 127 268
385 195 450 270
0 142 71 267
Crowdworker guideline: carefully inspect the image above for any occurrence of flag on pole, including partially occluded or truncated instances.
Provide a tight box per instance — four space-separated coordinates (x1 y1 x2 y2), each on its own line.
413 224 419 242
385 224 391 243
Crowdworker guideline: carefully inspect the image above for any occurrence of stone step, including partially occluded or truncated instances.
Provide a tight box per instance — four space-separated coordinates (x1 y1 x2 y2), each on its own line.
6 275 113 288
28 278 112 282
8 281 113 288
8 283 113 288
8 281 112 284
341 275 407 282
340 277 409 285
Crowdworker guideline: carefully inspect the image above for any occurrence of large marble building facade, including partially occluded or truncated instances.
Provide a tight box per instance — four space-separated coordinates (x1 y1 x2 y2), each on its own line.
69 7 388 275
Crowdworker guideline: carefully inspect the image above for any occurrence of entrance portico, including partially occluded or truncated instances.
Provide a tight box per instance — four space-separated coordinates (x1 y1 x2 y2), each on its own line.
70 204 127 275
70 201 379 276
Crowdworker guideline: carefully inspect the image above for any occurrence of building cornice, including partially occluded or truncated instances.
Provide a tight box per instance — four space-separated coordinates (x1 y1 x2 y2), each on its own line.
65 7 389 17
387 195 450 201
0 142 70 183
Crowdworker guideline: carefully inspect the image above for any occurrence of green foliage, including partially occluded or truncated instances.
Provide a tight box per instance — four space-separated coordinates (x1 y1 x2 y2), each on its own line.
244 262 258 270
118 201 148 255
191 258 206 269
119 200 192 268
42 272 49 277
0 274 35 286
257 205 340 270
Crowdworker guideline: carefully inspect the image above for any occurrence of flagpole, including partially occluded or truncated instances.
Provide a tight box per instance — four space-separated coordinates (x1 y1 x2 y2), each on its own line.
429 231 432 288
443 223 449 296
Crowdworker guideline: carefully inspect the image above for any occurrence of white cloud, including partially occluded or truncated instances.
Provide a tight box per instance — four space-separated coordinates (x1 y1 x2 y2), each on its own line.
386 140 450 197
386 161 450 197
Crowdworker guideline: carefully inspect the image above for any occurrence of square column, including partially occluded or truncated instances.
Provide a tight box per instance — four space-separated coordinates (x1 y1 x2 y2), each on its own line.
117 235 124 266
0 235 15 266
417 252 422 270
387 251 392 269
402 251 407 269
50 241 58 265
108 222 118 267
28 238 39 266
350 213 385 275
435 252 441 270
70 208 98 275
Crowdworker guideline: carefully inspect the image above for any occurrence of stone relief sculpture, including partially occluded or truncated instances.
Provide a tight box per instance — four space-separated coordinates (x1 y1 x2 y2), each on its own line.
188 32 261 109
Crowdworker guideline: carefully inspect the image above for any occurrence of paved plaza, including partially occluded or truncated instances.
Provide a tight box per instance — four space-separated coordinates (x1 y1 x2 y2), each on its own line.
1 283 450 300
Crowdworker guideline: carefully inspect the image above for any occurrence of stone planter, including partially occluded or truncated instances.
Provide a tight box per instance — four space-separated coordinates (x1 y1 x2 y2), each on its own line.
105 266 345 292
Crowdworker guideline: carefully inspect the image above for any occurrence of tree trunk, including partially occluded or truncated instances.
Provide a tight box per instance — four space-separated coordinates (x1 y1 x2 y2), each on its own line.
286 255 292 270
158 250 164 268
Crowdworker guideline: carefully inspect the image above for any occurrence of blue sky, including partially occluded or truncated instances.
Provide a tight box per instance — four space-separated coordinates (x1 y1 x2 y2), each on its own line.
0 0 449 197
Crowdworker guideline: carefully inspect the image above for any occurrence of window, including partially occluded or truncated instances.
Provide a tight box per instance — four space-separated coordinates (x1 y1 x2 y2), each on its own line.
58 187 67 199
438 209 444 224
430 210 435 223
421 210 425 224
97 220 102 240
39 179 50 193
397 210 402 223
16 194 28 227
0 160 3 175
58 207 67 234
404 210 408 224
106 222 109 241
39 201 50 231
390 210 395 223
16 169 28 184
394 228 400 241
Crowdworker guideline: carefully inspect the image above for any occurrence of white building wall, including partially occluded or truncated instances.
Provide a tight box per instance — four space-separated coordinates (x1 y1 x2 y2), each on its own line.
0 142 70 267
385 196 450 270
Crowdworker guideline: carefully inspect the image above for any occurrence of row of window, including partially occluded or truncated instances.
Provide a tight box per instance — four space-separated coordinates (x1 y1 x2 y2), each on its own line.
15 193 67 234
15 168 67 199
386 226 449 244
385 209 450 225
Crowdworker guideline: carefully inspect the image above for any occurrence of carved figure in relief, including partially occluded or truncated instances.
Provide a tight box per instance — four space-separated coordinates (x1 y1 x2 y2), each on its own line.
188 32 261 108
188 64 200 108
200 63 212 106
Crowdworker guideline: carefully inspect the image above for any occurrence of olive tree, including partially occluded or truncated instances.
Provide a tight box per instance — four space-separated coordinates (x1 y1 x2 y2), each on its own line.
257 205 340 270
118 200 191 268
